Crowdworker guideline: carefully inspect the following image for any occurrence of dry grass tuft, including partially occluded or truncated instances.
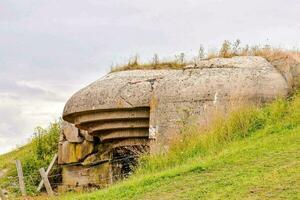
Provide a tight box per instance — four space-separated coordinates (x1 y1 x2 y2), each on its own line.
110 54 187 72
111 40 300 90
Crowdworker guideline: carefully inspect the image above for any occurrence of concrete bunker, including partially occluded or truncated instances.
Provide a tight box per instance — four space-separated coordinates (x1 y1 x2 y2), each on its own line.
58 56 296 190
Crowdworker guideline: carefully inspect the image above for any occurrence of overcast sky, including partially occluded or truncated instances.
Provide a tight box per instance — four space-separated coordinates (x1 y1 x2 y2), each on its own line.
1 0 300 154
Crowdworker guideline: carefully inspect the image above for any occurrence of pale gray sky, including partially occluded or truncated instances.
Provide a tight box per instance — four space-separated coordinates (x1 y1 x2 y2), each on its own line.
1 0 300 154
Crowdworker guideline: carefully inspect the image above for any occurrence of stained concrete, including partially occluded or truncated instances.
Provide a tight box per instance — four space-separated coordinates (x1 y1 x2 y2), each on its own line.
59 56 293 188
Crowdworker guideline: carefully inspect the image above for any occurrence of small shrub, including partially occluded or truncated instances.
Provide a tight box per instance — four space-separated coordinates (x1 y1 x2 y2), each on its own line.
152 54 159 67
175 52 185 64
219 40 232 58
198 45 205 60
33 122 60 161
232 39 241 55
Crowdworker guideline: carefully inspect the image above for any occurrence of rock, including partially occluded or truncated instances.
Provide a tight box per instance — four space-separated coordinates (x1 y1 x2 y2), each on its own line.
58 141 76 164
75 140 94 161
58 140 94 164
62 121 83 143
59 131 65 142
82 151 111 166
62 164 112 186
79 129 94 142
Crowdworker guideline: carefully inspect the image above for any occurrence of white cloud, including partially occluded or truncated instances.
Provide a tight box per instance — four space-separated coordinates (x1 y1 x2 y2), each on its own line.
0 93 64 154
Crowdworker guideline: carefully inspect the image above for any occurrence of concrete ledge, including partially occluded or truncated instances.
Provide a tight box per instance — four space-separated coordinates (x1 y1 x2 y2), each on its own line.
98 128 149 141
74 108 150 125
88 119 149 133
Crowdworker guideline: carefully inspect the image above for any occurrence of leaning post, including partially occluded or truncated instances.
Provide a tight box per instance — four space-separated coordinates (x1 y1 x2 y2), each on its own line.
37 153 58 192
39 168 54 196
15 160 26 196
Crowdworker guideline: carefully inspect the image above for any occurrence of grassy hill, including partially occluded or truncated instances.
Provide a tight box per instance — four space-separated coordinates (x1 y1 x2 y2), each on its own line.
1 73 299 199
58 94 300 200
1 94 299 200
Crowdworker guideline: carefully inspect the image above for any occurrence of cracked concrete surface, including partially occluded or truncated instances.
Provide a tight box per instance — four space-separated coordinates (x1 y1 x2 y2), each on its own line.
59 56 297 189
62 56 291 155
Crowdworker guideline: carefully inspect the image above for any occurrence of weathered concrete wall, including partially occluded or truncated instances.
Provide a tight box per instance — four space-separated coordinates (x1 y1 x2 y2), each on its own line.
63 70 173 121
59 56 292 188
150 56 288 151
58 120 149 189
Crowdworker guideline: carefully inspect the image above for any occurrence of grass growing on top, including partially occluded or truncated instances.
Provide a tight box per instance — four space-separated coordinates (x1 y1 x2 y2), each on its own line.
58 93 300 200
110 40 300 79
110 54 187 72
0 121 61 196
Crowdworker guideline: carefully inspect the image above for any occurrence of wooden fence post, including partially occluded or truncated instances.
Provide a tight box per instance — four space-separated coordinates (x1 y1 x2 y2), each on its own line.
0 188 7 200
39 168 54 196
15 160 26 196
37 154 57 192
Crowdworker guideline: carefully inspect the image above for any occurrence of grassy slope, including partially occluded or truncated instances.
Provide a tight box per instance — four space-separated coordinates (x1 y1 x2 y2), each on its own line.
61 127 299 200
1 94 299 200
0 144 33 186
60 96 300 200
0 145 32 170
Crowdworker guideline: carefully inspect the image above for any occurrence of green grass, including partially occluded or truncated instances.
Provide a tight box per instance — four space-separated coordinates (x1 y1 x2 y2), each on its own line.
58 94 300 200
1 94 300 199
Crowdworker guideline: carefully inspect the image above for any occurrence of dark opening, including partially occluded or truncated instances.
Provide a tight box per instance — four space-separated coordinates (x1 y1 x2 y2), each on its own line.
111 145 149 180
